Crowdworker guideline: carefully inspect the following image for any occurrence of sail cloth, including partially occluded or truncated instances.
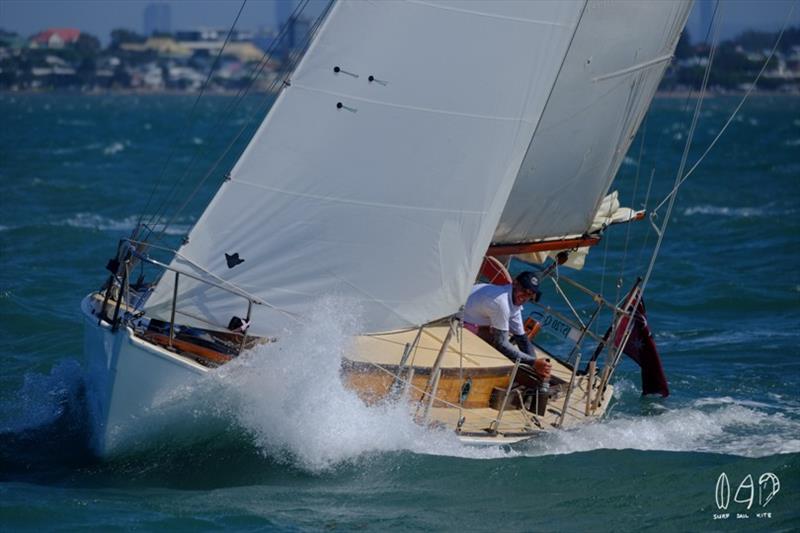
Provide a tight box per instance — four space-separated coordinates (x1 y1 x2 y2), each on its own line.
518 190 641 269
493 1 693 245
145 1 587 335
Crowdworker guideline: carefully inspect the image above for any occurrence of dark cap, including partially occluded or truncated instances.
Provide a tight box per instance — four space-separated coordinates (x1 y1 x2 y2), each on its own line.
516 271 542 300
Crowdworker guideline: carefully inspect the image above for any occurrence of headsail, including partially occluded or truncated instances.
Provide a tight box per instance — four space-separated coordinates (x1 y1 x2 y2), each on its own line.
493 1 693 246
145 0 586 335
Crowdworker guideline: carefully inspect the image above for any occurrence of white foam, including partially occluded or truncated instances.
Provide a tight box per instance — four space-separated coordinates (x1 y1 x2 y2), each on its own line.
116 299 800 467
682 205 767 218
523 396 800 458
0 359 85 432
103 142 125 155
62 213 191 235
157 297 514 471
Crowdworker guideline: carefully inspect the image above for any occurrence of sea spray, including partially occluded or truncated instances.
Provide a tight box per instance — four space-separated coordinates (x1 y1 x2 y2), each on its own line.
523 395 800 459
200 297 511 471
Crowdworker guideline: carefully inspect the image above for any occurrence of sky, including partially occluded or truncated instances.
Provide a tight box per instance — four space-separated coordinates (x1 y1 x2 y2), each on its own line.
0 0 798 44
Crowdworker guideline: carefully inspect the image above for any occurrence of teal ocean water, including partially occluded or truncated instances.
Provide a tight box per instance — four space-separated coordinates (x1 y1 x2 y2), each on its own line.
1 92 798 531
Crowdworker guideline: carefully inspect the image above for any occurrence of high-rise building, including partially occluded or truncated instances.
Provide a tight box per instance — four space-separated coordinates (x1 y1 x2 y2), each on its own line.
275 0 299 32
690 0 715 44
144 3 172 36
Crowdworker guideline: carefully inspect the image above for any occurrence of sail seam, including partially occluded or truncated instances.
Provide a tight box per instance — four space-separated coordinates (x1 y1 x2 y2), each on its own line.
591 53 673 83
231 179 489 215
290 83 531 123
405 0 572 27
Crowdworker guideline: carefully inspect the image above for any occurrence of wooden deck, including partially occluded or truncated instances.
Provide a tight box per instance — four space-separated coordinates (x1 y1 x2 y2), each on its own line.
345 325 614 441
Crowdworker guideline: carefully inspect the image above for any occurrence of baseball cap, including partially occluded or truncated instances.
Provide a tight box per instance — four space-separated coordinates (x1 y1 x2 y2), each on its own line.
516 271 542 301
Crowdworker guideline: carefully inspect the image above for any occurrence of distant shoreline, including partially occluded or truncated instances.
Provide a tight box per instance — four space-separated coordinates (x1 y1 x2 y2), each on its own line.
1 88 798 98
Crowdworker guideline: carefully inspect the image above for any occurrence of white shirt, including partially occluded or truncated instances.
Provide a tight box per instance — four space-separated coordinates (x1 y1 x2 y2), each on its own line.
462 283 525 335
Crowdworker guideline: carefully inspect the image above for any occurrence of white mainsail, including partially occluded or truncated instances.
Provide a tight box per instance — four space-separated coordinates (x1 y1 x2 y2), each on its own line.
145 0 586 335
493 1 693 245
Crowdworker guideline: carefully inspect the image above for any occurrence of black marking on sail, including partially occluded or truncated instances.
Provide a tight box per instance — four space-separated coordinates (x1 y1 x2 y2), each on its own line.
225 253 245 269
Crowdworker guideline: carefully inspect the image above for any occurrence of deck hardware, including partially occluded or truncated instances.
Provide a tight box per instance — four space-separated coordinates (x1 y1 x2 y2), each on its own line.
585 360 597 416
419 318 456 422
490 357 522 434
556 304 602 427
368 75 388 86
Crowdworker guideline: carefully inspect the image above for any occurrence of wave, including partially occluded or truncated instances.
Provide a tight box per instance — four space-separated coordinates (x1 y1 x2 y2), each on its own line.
4 299 796 476
524 394 800 459
56 119 95 128
49 142 104 155
103 142 126 155
0 213 195 235
682 205 769 218
63 213 191 235
150 297 514 472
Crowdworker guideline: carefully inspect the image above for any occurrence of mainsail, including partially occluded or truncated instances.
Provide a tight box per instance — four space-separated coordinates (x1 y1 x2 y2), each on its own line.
493 1 693 245
145 0 587 335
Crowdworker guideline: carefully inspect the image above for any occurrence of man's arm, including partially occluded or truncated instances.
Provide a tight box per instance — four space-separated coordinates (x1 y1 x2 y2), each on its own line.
511 333 534 356
490 328 536 364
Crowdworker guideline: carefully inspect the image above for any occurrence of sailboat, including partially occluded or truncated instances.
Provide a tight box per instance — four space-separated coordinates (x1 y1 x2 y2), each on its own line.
81 0 692 456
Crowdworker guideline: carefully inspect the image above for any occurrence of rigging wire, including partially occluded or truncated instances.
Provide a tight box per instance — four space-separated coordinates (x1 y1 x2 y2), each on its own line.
135 0 249 240
650 0 797 219
639 2 722 292
151 0 334 243
615 115 648 309
144 0 319 242
634 0 721 271
605 5 726 373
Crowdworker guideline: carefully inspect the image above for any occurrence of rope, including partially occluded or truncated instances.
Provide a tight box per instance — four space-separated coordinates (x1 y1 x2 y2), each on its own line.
125 238 303 321
635 0 721 271
650 0 797 218
136 0 249 240
150 0 332 240
605 5 725 375
616 115 647 304
144 0 318 240
550 277 586 330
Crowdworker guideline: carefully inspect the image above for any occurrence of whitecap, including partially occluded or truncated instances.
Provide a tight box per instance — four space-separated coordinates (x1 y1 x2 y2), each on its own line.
682 205 766 218
523 398 800 458
105 297 515 471
62 213 191 235
103 142 125 155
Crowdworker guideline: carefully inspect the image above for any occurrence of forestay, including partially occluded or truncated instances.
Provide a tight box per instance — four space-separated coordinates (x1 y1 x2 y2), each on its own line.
145 0 585 335
493 0 693 245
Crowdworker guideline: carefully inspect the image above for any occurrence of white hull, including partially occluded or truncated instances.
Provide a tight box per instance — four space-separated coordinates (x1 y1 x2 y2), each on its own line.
81 294 209 456
82 293 613 456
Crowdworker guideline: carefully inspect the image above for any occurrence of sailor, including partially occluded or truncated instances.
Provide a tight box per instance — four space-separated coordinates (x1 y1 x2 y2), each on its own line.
462 271 541 364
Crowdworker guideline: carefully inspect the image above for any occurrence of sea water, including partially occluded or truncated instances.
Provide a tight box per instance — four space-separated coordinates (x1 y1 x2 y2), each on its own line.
0 93 798 531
